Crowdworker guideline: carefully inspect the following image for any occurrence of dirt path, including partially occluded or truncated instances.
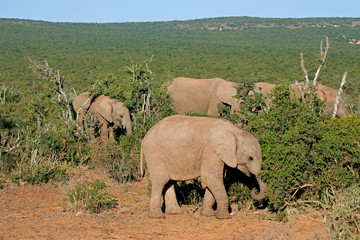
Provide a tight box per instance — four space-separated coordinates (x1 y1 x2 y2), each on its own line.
0 170 328 239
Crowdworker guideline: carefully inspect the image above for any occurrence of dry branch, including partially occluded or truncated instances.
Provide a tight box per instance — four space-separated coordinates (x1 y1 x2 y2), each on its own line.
28 57 73 122
313 36 330 86
332 72 348 117
300 53 310 85
300 36 330 87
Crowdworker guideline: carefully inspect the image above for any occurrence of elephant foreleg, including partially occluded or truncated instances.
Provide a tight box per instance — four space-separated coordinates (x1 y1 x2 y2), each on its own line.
97 119 109 140
200 188 215 216
108 125 114 140
202 171 230 219
164 183 183 215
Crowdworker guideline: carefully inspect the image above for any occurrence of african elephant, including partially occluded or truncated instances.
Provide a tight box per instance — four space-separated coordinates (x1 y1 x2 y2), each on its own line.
140 115 267 219
253 82 348 117
168 77 241 116
72 92 132 140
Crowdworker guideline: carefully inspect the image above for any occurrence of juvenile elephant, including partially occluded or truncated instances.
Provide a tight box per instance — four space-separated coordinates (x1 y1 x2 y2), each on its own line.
72 92 132 140
168 77 241 116
140 115 267 219
253 82 348 117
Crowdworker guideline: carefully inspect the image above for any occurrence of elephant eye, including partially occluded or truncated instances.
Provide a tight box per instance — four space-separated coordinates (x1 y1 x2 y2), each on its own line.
249 156 254 161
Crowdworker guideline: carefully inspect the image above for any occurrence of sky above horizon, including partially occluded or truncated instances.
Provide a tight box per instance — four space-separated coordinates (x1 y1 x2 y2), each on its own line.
1 0 360 23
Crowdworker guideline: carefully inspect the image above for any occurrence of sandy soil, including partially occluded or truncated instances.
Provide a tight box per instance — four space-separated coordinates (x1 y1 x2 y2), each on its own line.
0 169 328 240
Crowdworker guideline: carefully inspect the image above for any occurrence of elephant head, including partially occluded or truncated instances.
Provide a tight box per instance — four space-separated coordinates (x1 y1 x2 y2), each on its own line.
208 124 267 200
214 78 241 114
72 92 132 140
90 95 132 137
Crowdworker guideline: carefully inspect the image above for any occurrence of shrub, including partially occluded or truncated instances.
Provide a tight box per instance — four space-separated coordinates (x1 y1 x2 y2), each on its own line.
92 137 139 183
67 179 117 214
1 63 91 185
228 182 253 210
9 159 69 185
246 85 360 216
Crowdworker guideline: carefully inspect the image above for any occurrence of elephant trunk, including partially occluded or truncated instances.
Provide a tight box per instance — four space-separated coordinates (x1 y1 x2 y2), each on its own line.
250 176 267 200
125 121 132 135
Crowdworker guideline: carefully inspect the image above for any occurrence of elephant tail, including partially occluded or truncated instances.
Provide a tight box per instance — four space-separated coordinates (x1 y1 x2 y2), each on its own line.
140 146 144 178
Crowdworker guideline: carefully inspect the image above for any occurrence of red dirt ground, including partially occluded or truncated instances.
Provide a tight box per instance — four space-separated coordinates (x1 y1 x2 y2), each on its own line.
0 169 328 239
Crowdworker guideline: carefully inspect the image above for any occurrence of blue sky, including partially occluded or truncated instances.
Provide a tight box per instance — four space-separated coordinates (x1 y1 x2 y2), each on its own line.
1 0 360 23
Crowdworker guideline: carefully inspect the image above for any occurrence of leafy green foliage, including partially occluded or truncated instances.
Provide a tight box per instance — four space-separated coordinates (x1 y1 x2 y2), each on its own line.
1 63 91 184
228 182 253 210
67 179 117 214
246 85 360 215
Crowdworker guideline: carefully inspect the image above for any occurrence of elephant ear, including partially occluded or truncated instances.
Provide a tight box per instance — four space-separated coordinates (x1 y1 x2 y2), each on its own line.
208 124 238 168
92 97 113 123
215 81 238 106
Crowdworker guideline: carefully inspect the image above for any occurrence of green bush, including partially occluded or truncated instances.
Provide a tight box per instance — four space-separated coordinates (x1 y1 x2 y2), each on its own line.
1 63 91 184
246 85 360 215
67 179 117 214
228 182 253 210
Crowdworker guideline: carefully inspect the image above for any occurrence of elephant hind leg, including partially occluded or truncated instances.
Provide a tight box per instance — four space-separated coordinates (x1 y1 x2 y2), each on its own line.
164 182 183 215
149 176 169 218
200 188 215 217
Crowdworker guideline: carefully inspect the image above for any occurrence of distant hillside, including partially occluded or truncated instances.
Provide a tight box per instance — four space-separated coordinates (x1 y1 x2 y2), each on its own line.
0 17 359 97
171 17 360 30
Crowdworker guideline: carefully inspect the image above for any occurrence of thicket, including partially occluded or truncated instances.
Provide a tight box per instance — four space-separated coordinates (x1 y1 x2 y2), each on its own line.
0 61 91 184
219 82 360 237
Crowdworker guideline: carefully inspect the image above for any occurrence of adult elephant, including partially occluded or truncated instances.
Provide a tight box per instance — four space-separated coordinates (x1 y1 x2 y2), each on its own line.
72 92 132 140
140 115 267 219
253 82 348 117
168 77 241 116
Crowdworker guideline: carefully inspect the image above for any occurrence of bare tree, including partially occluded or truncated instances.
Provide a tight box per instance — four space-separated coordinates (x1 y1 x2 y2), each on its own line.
28 58 73 122
332 72 348 117
300 36 330 88
298 37 348 116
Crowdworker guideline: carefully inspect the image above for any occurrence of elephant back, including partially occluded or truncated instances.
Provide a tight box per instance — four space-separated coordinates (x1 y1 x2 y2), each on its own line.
72 92 92 113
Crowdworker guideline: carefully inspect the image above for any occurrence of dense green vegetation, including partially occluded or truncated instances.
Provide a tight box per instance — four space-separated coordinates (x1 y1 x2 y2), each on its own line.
1 17 359 236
